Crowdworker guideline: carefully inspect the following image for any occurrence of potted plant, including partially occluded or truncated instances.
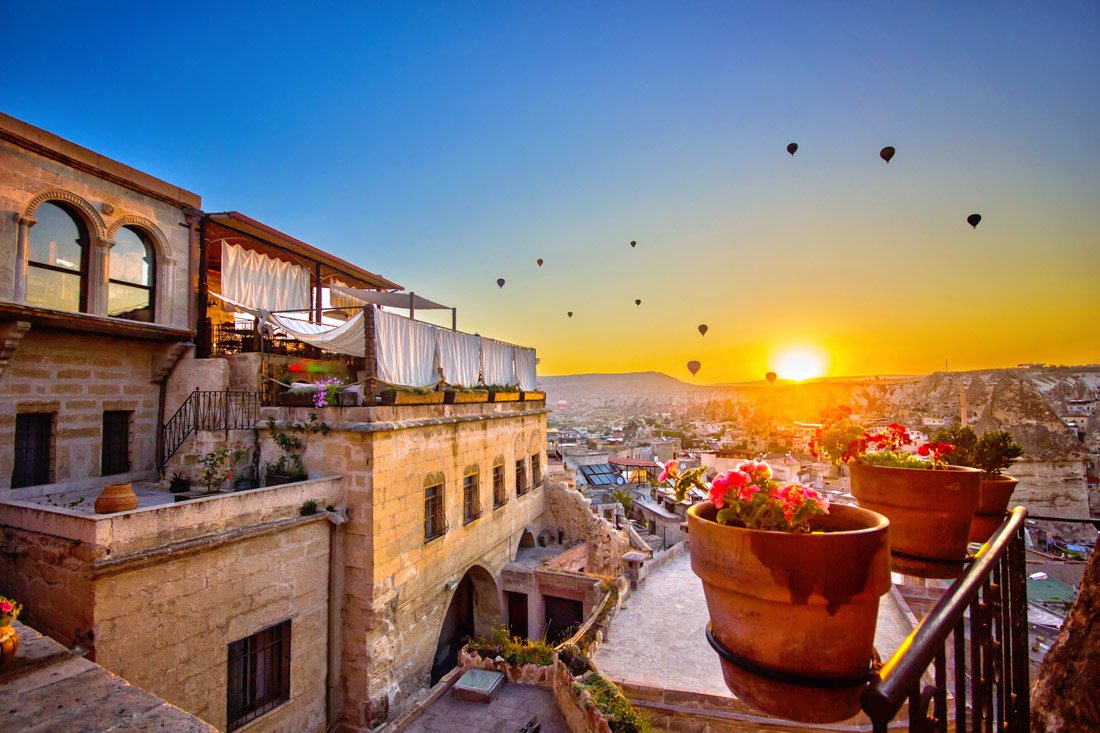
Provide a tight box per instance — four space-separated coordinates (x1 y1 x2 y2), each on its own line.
520 388 545 402
0 595 22 668
813 416 980 570
667 459 890 723
168 471 191 494
442 386 489 404
933 426 1025 543
198 446 247 494
264 414 328 485
486 384 520 402
308 377 356 407
379 386 444 405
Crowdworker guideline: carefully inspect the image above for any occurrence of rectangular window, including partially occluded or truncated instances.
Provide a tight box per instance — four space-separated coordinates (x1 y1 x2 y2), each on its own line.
101 411 131 476
531 453 541 488
493 463 507 509
515 459 528 497
463 470 481 524
227 620 291 731
425 482 446 541
13 413 53 488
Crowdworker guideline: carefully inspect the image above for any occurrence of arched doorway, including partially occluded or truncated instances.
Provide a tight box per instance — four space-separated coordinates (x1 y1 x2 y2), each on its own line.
431 565 500 684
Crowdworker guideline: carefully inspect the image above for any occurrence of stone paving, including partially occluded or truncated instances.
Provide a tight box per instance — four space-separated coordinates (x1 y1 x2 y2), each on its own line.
594 550 914 697
402 682 568 733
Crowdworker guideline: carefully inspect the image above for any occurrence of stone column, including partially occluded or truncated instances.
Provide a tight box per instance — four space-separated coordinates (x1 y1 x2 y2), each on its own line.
91 238 113 316
155 258 174 326
14 215 35 303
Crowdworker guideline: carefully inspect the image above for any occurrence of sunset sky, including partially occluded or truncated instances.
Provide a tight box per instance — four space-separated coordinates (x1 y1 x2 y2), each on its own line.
4 3 1098 382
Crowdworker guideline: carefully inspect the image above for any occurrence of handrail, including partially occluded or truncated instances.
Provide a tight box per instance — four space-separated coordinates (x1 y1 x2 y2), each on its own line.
860 506 1031 731
160 388 261 466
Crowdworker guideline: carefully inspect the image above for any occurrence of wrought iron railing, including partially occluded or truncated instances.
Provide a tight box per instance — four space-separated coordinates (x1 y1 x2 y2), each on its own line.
860 506 1031 732
160 388 261 466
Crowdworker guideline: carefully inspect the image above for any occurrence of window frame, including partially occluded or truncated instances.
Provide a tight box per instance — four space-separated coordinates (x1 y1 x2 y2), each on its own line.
462 466 481 525
424 480 447 542
515 457 528 497
26 201 90 314
226 619 292 731
101 410 131 476
13 412 54 488
107 225 156 322
492 458 508 509
530 452 541 489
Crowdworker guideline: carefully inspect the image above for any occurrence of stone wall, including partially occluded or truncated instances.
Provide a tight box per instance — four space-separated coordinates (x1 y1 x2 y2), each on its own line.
0 330 164 491
94 515 334 732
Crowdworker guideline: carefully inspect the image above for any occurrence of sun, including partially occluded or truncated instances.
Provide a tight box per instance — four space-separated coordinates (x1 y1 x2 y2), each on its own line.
773 347 828 382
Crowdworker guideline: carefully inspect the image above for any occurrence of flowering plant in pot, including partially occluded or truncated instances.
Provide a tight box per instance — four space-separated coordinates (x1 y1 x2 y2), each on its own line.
666 458 891 722
812 415 981 570
0 595 23 667
932 426 1024 543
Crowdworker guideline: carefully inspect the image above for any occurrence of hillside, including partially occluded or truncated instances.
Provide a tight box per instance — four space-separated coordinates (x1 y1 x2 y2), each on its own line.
541 371 703 401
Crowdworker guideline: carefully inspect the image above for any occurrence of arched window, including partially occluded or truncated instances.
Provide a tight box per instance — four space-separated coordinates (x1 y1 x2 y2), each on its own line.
108 226 155 322
27 202 88 313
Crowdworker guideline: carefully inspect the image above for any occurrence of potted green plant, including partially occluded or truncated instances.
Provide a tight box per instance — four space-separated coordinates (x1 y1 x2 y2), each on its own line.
264 414 329 485
168 471 191 494
933 426 1025 543
668 458 890 723
379 386 444 405
520 388 545 402
442 386 489 404
0 595 22 668
198 446 247 494
486 384 520 402
813 415 980 571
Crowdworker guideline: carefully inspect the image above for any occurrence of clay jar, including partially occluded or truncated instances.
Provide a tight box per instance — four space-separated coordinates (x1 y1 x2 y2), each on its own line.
94 482 138 514
969 476 1019 544
688 502 891 723
0 624 17 668
850 463 981 567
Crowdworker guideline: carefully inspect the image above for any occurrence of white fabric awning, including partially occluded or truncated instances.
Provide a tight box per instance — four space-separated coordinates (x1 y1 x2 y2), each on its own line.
330 284 449 310
221 241 312 312
270 313 366 357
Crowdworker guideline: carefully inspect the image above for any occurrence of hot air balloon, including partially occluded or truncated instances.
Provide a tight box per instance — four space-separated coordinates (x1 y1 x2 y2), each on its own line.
556 400 568 410
967 214 981 229
630 240 637 248
879 146 895 164
766 371 777 384
787 142 798 156
537 258 544 267
687 360 701 377
496 278 505 288
698 324 708 336
567 311 573 318
635 299 641 306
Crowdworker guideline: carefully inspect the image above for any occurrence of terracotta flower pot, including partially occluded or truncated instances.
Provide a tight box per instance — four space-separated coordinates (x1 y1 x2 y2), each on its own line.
94 482 138 514
688 502 891 723
849 463 980 568
969 476 1019 544
0 624 17 668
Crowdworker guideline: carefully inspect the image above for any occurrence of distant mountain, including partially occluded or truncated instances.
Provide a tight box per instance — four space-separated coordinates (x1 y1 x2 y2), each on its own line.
541 371 702 401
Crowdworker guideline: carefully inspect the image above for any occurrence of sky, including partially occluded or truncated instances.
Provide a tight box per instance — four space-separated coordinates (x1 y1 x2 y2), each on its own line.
3 2 1099 383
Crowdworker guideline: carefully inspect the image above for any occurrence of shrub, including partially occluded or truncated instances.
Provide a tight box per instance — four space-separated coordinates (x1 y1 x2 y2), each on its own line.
466 625 554 667
577 672 650 733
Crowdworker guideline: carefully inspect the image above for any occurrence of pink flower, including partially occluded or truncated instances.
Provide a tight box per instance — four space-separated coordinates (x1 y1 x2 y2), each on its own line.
658 460 679 483
0 601 12 615
737 460 772 481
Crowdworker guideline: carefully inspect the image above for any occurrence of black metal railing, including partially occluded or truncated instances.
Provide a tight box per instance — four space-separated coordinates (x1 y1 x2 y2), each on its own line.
861 506 1031 732
160 388 261 466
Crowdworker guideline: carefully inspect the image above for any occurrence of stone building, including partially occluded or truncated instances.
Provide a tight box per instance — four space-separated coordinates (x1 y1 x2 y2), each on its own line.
0 112 571 732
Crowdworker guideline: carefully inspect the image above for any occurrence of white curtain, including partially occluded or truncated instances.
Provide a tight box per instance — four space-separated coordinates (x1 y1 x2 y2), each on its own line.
221 240 311 312
270 313 366 357
376 309 438 388
481 337 516 387
437 330 481 387
514 347 538 392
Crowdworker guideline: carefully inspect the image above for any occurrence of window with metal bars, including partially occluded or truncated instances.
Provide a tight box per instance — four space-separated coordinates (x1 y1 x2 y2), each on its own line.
425 481 447 541
492 459 507 509
101 411 131 475
13 413 53 488
463 468 481 524
515 458 528 497
226 619 291 731
530 453 541 488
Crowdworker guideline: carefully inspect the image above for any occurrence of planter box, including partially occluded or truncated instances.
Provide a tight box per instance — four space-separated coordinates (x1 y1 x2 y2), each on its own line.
488 391 520 403
276 392 317 407
521 391 545 402
265 474 302 487
444 390 489 404
380 390 445 406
